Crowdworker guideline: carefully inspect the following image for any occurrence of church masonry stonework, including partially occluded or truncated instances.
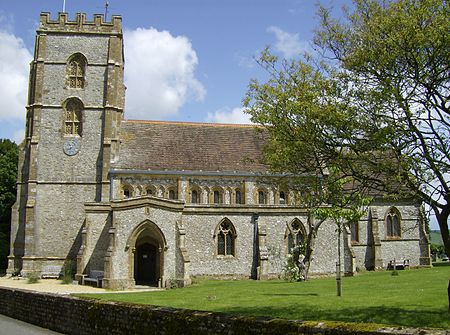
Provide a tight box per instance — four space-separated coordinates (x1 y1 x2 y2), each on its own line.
8 13 431 289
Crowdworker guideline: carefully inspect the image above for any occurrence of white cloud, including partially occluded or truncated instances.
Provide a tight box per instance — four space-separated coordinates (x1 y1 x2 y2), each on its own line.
0 30 32 121
267 26 310 59
124 27 206 120
207 107 253 124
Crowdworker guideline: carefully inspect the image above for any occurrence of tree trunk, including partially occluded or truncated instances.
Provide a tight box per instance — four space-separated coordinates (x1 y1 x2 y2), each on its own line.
448 279 450 314
295 218 320 281
296 257 308 281
436 204 450 258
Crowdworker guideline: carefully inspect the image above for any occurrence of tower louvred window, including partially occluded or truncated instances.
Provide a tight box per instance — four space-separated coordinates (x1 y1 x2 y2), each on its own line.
64 99 83 136
67 54 86 89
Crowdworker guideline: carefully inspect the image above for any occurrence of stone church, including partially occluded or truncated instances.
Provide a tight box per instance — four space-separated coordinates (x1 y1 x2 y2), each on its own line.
8 13 430 289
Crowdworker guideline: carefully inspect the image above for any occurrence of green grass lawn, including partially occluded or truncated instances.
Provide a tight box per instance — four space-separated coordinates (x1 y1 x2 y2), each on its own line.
78 267 450 329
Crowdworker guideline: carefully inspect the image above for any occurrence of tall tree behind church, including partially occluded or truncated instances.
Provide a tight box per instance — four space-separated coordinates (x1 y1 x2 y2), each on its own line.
0 139 18 270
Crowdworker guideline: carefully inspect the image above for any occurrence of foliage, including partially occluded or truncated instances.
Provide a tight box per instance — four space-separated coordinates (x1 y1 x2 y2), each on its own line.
244 46 372 281
61 260 75 284
282 246 305 282
245 0 450 256
0 139 19 269
282 254 300 282
430 243 445 257
27 272 40 284
167 278 179 289
429 230 443 246
314 0 450 256
78 267 450 329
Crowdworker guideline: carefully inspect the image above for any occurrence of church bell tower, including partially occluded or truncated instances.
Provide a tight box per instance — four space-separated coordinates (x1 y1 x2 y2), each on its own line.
8 12 125 276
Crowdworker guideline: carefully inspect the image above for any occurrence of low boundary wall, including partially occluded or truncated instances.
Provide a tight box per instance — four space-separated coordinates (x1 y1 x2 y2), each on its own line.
0 287 445 335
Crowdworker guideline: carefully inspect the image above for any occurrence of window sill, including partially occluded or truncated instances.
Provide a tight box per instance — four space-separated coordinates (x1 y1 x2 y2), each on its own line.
216 255 236 260
385 236 402 241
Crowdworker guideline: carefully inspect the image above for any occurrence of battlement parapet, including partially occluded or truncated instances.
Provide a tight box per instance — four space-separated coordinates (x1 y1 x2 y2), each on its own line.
39 12 122 35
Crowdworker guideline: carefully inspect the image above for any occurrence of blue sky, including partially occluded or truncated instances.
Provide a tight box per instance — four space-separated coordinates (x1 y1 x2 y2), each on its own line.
0 0 350 143
0 1 442 230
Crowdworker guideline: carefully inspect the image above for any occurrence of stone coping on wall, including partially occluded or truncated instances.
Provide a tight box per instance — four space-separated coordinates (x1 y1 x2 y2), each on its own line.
0 287 447 335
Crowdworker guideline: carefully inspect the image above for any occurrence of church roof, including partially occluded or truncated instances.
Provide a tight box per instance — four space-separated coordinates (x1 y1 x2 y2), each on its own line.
113 120 269 173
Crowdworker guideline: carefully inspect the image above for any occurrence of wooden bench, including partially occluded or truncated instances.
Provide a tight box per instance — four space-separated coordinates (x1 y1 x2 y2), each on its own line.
81 270 104 288
41 265 62 279
387 259 410 270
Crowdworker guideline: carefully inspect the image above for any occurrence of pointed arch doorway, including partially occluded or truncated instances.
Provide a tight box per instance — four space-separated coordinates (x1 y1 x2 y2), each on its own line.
135 240 159 285
129 220 166 287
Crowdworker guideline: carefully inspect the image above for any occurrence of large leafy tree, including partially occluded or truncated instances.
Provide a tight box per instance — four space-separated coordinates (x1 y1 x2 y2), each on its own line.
245 54 372 280
0 139 19 270
314 0 449 255
245 0 449 257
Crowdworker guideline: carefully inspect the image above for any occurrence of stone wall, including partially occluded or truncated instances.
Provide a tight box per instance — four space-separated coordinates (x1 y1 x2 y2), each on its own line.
185 212 255 276
0 287 443 335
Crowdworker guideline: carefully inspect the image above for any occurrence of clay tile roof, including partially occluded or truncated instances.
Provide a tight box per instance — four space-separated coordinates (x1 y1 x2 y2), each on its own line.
112 120 269 173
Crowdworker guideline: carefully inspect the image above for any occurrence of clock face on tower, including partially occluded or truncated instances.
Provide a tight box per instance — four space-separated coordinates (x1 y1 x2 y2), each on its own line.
63 138 80 156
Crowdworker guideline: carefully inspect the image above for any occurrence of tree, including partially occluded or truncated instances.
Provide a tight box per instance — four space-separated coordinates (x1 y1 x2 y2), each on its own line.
244 46 376 280
245 0 449 258
0 139 19 270
313 0 449 256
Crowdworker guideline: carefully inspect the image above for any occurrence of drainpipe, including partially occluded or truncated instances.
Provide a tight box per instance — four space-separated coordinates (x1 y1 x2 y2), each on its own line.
109 174 113 201
251 213 259 280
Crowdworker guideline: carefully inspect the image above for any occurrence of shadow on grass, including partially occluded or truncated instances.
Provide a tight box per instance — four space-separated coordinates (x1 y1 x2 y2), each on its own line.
264 293 319 297
219 305 449 329
432 262 450 267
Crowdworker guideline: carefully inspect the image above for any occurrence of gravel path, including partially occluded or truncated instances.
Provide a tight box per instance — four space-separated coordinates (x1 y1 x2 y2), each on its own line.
0 276 159 295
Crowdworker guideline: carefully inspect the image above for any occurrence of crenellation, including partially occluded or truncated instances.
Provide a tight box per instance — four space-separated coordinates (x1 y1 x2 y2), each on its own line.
39 12 122 35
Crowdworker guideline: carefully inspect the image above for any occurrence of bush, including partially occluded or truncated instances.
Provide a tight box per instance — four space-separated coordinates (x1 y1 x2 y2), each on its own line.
431 243 445 257
61 260 74 284
27 272 40 284
282 253 300 282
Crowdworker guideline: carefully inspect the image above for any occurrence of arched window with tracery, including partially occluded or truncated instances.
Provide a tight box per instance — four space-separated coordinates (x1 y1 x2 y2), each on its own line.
216 219 236 256
286 219 305 253
64 98 83 136
386 207 401 238
67 53 86 89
